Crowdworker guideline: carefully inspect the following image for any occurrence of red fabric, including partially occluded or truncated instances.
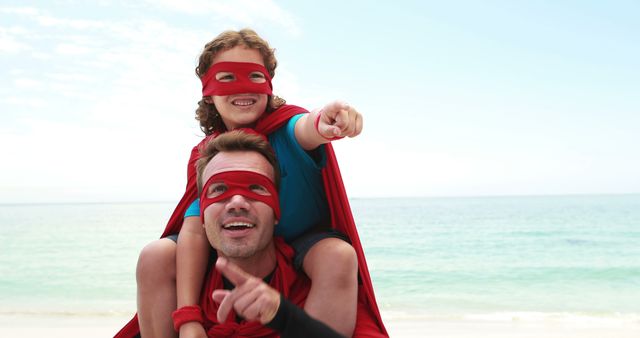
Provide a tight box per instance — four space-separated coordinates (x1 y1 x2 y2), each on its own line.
114 104 388 337
171 305 204 331
202 237 308 337
201 62 273 97
321 143 388 337
200 170 280 223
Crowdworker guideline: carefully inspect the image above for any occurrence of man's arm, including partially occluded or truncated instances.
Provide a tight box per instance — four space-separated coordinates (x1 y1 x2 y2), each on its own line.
213 257 346 338
294 101 363 151
266 296 346 338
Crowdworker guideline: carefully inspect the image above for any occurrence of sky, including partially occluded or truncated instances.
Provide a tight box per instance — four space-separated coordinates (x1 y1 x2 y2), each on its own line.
1 0 639 204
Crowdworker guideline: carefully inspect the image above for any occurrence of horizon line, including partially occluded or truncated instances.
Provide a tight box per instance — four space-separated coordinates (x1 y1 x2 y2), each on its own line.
1 192 638 207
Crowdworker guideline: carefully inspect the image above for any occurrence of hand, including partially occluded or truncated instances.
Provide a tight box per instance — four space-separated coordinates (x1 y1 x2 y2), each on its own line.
179 321 207 338
315 101 363 139
212 257 281 324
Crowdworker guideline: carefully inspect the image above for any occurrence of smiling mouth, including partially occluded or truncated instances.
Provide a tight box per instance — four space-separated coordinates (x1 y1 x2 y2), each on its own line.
232 98 256 106
222 222 255 231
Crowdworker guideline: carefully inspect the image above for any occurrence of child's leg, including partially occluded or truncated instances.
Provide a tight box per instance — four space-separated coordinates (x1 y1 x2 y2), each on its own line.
302 237 358 337
136 238 177 338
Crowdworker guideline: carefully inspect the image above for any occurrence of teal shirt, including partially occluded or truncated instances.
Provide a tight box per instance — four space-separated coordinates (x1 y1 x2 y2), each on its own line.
186 114 328 242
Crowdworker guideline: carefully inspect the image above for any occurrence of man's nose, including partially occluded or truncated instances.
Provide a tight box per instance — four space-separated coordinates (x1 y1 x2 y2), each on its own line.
225 194 250 211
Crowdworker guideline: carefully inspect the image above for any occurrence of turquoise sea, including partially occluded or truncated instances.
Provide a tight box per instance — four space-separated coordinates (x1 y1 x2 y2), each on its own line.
1 194 639 325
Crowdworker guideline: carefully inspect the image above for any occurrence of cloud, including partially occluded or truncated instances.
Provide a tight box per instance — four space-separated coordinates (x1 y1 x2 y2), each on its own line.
14 78 43 89
3 10 206 106
55 43 94 55
1 6 106 29
0 6 39 16
146 0 301 36
0 110 201 203
0 27 31 53
0 2 311 202
0 96 47 109
46 72 94 83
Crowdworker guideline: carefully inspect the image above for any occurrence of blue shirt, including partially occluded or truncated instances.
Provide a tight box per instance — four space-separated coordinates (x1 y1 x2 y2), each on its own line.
185 114 328 241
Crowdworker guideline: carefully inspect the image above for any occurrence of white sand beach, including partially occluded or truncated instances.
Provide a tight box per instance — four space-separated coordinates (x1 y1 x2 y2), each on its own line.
1 314 639 338
386 317 640 338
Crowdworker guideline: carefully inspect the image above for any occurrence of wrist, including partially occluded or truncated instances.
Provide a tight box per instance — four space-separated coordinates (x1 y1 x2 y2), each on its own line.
179 321 206 338
172 305 204 331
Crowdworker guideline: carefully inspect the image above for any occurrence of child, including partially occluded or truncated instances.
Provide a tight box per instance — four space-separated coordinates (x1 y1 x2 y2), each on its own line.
119 29 385 338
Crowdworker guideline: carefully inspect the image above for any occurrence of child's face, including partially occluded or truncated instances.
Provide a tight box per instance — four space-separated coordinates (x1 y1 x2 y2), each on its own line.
209 46 269 130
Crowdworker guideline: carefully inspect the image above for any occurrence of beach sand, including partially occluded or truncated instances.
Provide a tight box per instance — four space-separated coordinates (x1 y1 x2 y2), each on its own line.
0 315 126 338
386 318 640 338
1 314 639 338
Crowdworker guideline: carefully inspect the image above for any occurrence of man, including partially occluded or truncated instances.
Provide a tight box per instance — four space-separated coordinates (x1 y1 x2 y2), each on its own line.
172 129 344 337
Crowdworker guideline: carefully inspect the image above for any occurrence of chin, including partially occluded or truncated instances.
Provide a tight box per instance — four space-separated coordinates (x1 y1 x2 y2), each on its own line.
237 115 264 127
224 248 256 259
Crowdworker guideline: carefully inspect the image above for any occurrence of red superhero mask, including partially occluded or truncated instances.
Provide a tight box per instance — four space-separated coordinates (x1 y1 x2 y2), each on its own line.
199 170 280 224
201 62 273 97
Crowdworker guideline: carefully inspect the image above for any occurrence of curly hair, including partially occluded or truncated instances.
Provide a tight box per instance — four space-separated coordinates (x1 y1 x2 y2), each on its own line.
195 29 286 135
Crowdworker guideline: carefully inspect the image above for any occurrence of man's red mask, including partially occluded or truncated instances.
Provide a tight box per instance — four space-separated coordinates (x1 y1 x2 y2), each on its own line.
201 62 273 97
199 170 280 224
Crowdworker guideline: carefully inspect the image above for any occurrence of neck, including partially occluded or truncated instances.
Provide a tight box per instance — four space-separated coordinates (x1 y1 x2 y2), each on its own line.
224 122 258 131
222 242 277 279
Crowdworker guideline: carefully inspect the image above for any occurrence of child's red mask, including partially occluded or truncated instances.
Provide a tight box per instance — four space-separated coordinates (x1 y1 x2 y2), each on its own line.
201 62 273 97
199 170 280 224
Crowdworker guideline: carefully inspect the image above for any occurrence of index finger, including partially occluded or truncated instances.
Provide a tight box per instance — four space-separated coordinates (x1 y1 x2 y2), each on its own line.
215 257 251 286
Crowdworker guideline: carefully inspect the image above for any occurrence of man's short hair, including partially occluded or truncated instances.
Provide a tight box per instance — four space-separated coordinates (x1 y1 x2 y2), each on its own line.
196 130 280 194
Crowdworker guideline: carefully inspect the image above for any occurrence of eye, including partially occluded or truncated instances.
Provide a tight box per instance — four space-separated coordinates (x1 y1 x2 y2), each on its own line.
215 72 235 82
249 71 266 83
249 184 270 195
207 183 227 197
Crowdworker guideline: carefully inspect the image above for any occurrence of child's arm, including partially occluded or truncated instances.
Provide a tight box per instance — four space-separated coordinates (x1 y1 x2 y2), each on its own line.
294 101 363 151
176 216 210 338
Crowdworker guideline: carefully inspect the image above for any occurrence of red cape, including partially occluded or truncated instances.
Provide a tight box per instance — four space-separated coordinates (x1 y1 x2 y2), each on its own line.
115 105 388 337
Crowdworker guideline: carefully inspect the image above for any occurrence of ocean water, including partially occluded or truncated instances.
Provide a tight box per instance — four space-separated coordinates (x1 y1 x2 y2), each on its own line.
1 195 639 324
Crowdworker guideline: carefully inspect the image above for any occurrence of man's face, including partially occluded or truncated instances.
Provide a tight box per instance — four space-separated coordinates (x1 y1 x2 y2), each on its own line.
201 150 276 259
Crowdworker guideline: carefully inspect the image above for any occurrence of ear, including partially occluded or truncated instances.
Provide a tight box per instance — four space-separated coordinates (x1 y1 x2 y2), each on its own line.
203 96 214 104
